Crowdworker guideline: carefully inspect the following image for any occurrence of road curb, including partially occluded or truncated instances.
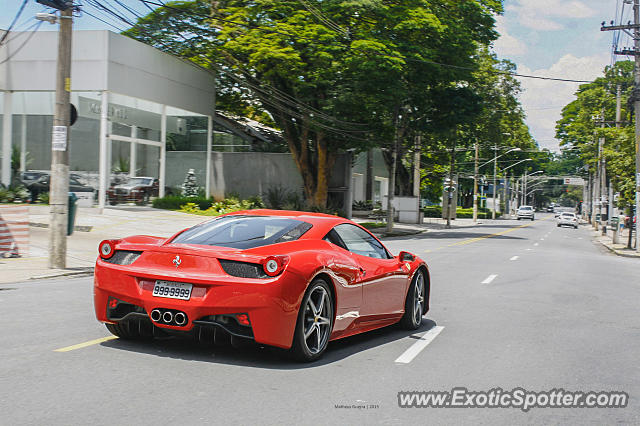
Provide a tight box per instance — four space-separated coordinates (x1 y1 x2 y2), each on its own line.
596 239 640 259
30 222 93 232
371 229 426 238
30 267 94 280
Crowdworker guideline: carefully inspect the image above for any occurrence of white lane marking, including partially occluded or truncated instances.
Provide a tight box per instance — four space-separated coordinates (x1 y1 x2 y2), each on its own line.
534 242 539 246
540 238 545 241
525 248 533 251
481 274 497 284
510 256 519 261
395 326 445 364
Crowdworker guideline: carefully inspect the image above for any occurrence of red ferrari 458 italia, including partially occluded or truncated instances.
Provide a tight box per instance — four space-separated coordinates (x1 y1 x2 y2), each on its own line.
94 210 430 361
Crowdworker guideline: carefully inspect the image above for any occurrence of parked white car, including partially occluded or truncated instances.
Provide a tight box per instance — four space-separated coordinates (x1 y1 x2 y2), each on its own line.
517 205 535 221
557 212 578 229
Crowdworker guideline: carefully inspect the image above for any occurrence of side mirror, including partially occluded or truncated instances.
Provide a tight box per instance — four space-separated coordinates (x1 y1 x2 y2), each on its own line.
399 251 415 263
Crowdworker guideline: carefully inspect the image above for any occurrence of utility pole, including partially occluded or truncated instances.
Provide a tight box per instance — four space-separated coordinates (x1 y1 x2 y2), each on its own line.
473 142 479 223
365 148 373 201
492 145 497 220
599 109 606 235
602 3 640 251
593 129 600 231
612 85 622 243
445 137 457 229
48 5 73 269
585 166 591 222
503 171 509 219
413 135 421 198
522 171 527 206
386 118 400 234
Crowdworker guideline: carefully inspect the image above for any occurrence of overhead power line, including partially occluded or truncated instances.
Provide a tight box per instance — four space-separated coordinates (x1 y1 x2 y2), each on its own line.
87 0 373 140
0 0 29 46
0 21 43 66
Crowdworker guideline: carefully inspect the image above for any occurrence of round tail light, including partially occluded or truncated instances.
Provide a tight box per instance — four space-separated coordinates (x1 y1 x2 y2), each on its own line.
98 240 118 259
262 255 289 277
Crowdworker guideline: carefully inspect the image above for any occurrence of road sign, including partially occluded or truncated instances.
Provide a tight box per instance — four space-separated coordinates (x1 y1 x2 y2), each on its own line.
563 177 585 185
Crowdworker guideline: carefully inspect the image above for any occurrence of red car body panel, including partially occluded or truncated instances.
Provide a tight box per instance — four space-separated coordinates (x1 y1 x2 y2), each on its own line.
93 209 429 349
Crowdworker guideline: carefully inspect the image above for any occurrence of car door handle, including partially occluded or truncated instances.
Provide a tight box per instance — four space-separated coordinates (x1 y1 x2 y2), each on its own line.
358 267 366 277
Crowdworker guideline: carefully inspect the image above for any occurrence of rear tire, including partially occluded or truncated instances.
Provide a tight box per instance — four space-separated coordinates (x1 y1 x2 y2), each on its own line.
400 270 426 330
290 279 334 362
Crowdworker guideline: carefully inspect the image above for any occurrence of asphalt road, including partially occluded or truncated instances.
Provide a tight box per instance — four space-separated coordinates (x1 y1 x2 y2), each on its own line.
1 213 639 425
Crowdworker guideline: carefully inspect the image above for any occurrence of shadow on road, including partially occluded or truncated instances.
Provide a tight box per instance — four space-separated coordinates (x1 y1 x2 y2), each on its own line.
99 318 439 369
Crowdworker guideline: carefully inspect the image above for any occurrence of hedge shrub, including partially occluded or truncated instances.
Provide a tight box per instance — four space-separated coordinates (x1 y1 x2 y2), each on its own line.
423 206 492 219
152 195 214 211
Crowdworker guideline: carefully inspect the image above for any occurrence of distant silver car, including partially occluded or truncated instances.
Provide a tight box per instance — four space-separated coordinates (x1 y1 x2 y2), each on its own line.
517 205 535 221
557 212 578 229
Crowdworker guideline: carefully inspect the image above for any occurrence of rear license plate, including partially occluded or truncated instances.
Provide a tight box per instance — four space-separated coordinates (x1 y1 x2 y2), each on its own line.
153 281 192 300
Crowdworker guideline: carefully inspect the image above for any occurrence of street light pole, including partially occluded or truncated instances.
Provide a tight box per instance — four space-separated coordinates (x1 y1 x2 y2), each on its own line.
522 171 527 205
48 6 73 269
473 142 479 223
499 158 531 218
523 171 544 205
503 171 509 218
492 145 497 220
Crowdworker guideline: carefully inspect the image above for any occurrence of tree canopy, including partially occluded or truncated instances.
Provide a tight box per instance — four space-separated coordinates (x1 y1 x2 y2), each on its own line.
555 60 635 209
124 0 538 210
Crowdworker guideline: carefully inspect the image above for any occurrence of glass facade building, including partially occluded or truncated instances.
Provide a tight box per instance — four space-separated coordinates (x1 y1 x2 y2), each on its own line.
0 30 215 207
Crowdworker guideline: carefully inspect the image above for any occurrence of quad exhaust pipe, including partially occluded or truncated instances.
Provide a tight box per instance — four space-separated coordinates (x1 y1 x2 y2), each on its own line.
151 309 162 322
174 312 187 326
150 308 187 327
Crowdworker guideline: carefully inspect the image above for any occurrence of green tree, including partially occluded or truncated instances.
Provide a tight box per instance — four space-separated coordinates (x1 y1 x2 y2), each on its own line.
124 0 536 209
216 0 504 206
555 61 635 209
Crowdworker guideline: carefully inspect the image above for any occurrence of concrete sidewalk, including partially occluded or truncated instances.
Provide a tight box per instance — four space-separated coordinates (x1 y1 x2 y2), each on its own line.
1 205 205 284
592 226 640 258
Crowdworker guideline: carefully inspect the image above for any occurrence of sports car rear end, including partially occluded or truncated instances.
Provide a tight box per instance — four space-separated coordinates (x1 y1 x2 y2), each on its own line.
94 215 315 349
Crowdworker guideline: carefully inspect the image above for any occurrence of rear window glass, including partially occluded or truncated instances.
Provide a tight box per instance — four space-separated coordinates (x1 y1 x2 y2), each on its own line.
562 213 575 217
171 215 312 249
519 206 532 211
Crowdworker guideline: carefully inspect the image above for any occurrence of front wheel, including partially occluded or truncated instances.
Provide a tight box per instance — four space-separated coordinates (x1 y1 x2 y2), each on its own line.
290 279 334 362
400 270 427 330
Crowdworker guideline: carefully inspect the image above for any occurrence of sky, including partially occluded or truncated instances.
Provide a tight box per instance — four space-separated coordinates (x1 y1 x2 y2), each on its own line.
0 0 629 152
492 0 623 152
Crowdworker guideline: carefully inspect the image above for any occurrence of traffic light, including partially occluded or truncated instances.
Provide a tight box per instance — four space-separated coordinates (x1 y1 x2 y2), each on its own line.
36 0 73 11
